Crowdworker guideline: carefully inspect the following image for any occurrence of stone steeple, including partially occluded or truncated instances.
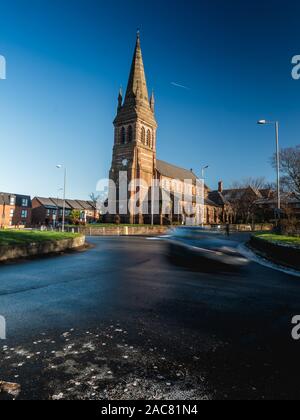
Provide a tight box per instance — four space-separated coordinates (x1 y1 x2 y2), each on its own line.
124 32 149 109
114 33 156 126
110 33 158 224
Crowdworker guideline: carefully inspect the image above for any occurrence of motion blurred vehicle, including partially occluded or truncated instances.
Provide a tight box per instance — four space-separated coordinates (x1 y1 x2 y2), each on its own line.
166 227 249 269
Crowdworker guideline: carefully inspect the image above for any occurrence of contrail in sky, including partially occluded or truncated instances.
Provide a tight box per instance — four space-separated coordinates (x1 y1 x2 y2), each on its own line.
171 82 190 90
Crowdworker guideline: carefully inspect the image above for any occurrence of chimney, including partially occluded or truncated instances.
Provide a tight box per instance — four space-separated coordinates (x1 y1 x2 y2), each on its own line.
218 181 223 193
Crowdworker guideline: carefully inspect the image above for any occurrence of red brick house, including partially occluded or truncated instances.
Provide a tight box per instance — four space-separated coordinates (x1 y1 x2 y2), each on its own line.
0 192 32 228
31 197 100 226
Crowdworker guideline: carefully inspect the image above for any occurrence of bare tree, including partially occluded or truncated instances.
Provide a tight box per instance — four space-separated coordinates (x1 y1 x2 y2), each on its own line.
90 193 100 221
90 193 100 206
272 145 300 198
230 177 266 190
228 177 269 224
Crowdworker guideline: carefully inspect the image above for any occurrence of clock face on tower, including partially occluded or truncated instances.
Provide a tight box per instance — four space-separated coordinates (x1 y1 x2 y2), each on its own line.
122 159 128 167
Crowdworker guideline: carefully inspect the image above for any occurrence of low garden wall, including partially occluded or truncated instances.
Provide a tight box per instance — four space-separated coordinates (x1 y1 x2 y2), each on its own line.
66 224 273 237
67 226 170 237
250 235 300 270
0 236 86 263
231 224 273 232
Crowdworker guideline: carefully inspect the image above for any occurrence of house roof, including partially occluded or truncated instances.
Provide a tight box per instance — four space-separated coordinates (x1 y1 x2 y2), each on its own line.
76 200 95 210
259 189 275 199
221 186 263 202
0 192 31 206
34 197 97 211
87 201 97 210
65 200 85 210
205 197 222 207
208 191 228 206
0 192 14 205
256 192 300 205
35 197 60 209
156 160 198 183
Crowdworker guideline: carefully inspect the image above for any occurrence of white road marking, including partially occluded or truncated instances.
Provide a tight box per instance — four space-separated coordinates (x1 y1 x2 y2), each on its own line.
146 236 171 241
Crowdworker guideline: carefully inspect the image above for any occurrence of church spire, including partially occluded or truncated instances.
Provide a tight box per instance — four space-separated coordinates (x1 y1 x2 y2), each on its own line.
124 32 150 108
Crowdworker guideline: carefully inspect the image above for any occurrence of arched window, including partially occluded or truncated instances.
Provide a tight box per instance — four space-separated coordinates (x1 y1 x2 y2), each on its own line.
121 127 126 145
147 130 151 147
127 125 133 143
141 127 146 144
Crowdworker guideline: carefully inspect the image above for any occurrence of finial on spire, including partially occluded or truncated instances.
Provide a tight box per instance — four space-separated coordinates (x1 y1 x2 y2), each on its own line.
118 86 123 109
150 90 155 112
137 28 140 39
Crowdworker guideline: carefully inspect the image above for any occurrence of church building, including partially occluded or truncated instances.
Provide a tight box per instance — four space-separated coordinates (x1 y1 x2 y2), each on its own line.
109 33 224 225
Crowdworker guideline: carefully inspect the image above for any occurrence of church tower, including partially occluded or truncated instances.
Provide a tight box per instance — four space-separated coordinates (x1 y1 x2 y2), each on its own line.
109 33 158 223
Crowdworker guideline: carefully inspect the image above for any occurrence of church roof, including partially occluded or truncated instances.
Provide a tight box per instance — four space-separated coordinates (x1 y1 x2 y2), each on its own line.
156 160 198 182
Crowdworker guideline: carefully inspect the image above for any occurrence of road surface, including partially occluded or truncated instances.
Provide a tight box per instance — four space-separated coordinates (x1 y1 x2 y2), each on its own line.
0 235 300 400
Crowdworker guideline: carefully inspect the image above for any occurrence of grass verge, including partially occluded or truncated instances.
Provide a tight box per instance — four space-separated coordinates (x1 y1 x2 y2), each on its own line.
254 233 300 248
67 224 164 228
0 230 81 247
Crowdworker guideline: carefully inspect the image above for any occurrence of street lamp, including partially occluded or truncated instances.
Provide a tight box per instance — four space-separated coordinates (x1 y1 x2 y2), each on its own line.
56 165 67 232
201 165 209 180
0 193 5 229
257 120 281 217
200 166 209 227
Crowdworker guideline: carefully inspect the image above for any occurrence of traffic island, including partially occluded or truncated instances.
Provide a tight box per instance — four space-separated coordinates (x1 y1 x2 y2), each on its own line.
0 231 86 263
249 233 300 270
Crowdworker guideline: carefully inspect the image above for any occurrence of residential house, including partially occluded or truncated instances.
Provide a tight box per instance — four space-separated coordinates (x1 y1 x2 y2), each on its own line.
0 192 32 228
31 197 99 226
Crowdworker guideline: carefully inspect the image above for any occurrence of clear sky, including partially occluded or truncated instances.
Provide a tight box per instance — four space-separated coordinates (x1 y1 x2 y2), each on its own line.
0 0 300 199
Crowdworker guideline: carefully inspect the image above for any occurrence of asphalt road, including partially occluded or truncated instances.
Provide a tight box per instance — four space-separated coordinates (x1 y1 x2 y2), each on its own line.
1 235 300 400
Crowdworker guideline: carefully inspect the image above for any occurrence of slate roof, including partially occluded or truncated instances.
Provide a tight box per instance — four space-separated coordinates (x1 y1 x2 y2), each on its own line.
76 200 95 210
0 192 31 207
34 197 98 211
208 191 228 206
156 160 198 182
65 200 85 210
205 197 222 207
35 197 59 209
221 187 262 202
256 192 300 205
0 192 14 206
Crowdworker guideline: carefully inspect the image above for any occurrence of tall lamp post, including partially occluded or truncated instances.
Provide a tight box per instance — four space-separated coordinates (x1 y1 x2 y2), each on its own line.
0 193 5 229
257 120 281 218
201 165 209 180
201 166 209 227
56 165 67 232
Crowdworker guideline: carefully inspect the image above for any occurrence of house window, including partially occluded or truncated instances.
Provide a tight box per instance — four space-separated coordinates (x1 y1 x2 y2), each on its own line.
46 209 50 217
21 210 28 219
21 198 28 207
10 196 15 206
121 127 126 145
10 209 14 217
127 125 133 143
141 127 146 144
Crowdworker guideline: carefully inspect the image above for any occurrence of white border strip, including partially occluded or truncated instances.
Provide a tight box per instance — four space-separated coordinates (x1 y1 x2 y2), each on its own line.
238 244 300 278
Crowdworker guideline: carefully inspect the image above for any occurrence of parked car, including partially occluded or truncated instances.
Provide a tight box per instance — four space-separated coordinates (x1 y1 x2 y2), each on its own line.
166 227 249 269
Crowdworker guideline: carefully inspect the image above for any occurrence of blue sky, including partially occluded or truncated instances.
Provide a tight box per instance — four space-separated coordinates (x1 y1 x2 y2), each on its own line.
0 0 300 199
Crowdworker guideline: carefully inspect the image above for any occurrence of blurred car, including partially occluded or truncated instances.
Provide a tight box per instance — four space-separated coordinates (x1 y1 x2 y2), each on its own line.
166 227 249 269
